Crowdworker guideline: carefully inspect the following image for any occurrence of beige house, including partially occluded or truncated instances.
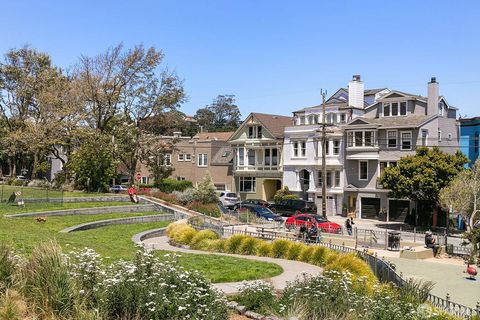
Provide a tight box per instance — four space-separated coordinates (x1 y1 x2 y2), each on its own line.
229 113 293 201
136 131 234 190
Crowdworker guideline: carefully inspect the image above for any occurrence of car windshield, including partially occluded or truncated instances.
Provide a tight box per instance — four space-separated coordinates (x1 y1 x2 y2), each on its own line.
256 207 273 214
226 193 237 198
312 215 328 223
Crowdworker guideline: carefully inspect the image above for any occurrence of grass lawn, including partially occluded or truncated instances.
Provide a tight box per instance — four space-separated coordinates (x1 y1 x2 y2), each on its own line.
155 250 284 283
0 185 114 200
0 201 136 215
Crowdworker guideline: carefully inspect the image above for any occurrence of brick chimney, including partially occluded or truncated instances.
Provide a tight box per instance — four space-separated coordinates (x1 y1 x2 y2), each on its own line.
427 77 439 116
348 75 364 109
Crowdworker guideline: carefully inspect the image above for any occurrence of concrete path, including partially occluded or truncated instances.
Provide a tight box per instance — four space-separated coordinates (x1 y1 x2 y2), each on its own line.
142 236 322 294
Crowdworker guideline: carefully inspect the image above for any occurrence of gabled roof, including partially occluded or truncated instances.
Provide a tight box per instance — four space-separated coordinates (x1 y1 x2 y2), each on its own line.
250 113 293 138
194 131 234 141
364 88 388 96
345 115 437 129
379 90 427 102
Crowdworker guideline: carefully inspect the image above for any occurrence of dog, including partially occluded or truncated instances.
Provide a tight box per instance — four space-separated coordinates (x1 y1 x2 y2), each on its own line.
35 216 47 223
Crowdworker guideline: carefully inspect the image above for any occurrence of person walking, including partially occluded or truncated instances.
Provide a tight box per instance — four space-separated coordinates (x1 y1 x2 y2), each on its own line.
345 217 354 236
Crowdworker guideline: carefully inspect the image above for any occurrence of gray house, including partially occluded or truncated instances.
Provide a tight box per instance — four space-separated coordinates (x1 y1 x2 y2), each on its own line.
343 77 459 221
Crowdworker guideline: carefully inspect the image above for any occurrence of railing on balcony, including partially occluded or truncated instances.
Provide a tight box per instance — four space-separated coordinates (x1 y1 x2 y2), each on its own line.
234 165 279 171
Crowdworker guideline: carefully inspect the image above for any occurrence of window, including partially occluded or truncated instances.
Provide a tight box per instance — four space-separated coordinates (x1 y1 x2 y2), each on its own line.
293 141 306 157
239 177 256 192
247 149 255 166
401 132 412 150
364 131 373 146
141 177 149 184
185 154 192 161
299 116 305 125
176 176 186 181
400 102 407 115
359 161 368 180
347 132 353 147
438 102 444 116
421 130 428 147
178 154 185 161
380 161 397 175
197 153 208 167
238 148 244 166
392 102 399 116
326 172 332 187
348 131 376 147
339 114 346 123
333 140 340 155
335 171 341 187
447 133 452 141
355 132 363 146
264 148 278 166
325 140 330 155
317 171 322 187
214 183 226 191
438 130 442 142
387 131 397 148
163 154 171 166
248 126 262 139
383 103 390 117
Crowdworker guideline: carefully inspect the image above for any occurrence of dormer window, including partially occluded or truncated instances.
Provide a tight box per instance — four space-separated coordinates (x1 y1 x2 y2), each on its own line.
248 125 262 139
383 102 407 117
299 116 305 125
438 102 444 116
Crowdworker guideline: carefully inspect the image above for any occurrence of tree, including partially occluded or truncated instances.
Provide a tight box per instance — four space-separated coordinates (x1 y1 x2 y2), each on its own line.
67 133 118 192
195 172 218 204
379 147 468 225
440 159 480 230
140 135 175 187
195 94 241 132
74 44 185 182
141 110 197 137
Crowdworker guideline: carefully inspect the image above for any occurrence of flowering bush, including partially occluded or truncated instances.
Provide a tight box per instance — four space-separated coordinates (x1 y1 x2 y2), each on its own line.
0 242 22 292
186 201 221 218
234 281 276 313
69 248 228 319
150 191 181 205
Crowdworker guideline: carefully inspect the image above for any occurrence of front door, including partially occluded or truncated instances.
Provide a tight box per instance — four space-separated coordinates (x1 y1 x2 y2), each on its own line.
299 169 310 200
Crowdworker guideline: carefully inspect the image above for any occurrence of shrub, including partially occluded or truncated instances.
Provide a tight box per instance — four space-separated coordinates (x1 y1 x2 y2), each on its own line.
189 230 220 249
0 289 29 320
27 179 51 188
173 188 198 205
150 191 181 205
298 246 315 263
225 235 249 254
170 224 197 245
270 240 291 259
273 186 299 204
234 281 275 314
309 246 330 266
23 241 76 317
239 237 261 255
202 239 226 252
256 242 272 257
324 253 377 288
0 243 19 292
195 173 218 204
157 178 193 193
165 221 186 238
286 242 305 261
187 201 221 217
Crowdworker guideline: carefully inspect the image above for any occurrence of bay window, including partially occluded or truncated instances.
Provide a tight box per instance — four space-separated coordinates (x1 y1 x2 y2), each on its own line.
347 131 377 147
239 177 256 192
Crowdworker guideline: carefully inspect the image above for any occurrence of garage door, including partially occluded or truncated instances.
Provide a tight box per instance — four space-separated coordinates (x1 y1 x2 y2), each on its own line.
361 198 380 219
389 200 410 222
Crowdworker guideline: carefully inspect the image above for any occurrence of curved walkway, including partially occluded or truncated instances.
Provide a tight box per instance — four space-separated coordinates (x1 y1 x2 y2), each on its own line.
142 236 323 294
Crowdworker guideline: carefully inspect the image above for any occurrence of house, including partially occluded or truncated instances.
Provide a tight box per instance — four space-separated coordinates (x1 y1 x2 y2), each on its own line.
136 131 235 190
459 117 480 166
229 113 293 200
283 75 389 215
343 77 459 221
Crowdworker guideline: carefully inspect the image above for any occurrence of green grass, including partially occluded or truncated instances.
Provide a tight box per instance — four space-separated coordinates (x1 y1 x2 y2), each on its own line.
155 250 283 283
0 201 135 215
0 185 114 200
0 211 164 257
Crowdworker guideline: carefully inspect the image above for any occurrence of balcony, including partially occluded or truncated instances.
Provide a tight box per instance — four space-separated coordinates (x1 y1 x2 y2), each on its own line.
234 165 279 172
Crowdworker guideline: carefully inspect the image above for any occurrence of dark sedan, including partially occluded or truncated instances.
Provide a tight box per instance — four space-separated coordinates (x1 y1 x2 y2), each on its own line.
269 199 317 217
239 204 283 222
233 199 270 210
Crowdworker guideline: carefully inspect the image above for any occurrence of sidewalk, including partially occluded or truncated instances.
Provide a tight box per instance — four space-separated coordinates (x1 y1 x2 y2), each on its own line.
142 236 322 294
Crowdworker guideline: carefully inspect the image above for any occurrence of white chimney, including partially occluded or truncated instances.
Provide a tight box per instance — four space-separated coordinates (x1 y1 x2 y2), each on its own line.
427 77 439 116
348 75 364 109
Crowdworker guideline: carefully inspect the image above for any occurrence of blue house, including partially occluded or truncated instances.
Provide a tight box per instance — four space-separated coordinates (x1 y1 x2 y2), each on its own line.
460 117 480 166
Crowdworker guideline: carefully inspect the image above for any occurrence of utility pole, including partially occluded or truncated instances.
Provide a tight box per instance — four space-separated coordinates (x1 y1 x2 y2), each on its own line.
321 89 328 218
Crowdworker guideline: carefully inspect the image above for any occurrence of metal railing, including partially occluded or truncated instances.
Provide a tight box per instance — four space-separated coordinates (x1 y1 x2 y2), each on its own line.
0 185 64 204
187 218 479 318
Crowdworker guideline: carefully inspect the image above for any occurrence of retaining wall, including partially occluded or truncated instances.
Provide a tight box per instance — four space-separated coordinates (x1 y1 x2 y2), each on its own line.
61 215 174 233
132 227 168 245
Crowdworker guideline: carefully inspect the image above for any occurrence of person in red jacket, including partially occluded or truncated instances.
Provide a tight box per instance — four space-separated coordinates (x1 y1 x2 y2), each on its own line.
128 185 138 203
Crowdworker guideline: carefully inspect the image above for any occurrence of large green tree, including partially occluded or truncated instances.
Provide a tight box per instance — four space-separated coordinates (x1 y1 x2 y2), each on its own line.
195 94 241 132
379 147 468 225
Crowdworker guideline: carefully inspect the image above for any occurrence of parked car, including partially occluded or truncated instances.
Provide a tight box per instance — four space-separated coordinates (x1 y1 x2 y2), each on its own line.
239 204 283 222
219 191 239 209
285 213 341 233
269 199 317 217
109 185 128 193
233 199 270 210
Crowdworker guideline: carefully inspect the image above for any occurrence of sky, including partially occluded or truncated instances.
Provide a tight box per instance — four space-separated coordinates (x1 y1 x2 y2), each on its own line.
1 0 479 118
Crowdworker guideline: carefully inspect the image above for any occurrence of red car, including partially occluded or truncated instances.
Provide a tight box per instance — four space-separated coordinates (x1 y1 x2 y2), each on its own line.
285 214 342 234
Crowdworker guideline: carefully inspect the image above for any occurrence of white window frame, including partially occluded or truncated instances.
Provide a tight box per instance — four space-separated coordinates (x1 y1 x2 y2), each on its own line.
185 154 192 161
383 103 390 117
339 113 346 123
359 161 368 181
347 131 377 147
176 176 186 181
400 102 407 116
293 141 306 158
178 153 185 161
239 177 256 193
400 131 412 150
383 102 407 117
438 130 442 142
163 154 172 167
334 171 341 187
333 140 340 155
421 129 428 147
237 148 245 166
197 153 208 167
264 148 278 166
247 126 262 139
141 176 149 184
387 130 398 148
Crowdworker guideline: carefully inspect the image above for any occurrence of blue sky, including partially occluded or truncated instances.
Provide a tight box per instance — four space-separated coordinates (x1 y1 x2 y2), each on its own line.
1 1 479 118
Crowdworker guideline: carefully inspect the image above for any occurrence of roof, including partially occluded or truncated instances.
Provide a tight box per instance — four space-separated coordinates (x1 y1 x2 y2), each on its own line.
193 131 234 141
251 113 293 138
364 88 387 96
347 115 437 129
210 146 234 165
